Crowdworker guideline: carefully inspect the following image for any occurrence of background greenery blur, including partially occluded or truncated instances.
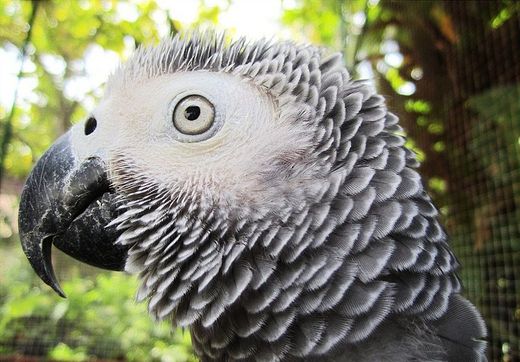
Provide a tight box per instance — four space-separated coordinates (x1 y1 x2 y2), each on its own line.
0 0 518 361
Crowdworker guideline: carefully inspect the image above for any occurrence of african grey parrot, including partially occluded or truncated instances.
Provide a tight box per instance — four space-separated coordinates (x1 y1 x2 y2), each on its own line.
19 31 487 361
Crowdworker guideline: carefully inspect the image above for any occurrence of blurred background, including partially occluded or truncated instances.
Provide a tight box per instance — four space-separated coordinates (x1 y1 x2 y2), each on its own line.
0 0 518 361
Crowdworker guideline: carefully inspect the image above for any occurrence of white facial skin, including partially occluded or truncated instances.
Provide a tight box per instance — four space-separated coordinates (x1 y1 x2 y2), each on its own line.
71 71 317 212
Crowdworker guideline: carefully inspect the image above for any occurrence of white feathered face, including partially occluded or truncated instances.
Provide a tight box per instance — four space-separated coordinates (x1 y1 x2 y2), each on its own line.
77 70 317 214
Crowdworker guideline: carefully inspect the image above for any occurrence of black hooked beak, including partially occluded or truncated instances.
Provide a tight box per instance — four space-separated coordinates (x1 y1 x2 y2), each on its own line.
18 132 129 297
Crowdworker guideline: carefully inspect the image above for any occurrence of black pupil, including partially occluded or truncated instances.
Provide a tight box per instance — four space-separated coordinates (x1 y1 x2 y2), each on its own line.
185 106 201 121
84 117 97 135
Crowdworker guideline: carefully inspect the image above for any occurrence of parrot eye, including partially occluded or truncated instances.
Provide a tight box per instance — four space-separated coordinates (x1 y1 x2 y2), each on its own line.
173 95 215 135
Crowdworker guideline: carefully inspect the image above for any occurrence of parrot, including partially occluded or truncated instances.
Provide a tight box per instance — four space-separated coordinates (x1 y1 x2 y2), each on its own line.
18 31 487 361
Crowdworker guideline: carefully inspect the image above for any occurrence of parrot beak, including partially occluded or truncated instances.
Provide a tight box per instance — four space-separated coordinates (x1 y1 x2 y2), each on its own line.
18 132 129 297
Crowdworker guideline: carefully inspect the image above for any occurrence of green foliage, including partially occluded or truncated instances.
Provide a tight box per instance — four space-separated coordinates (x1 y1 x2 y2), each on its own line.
0 0 166 179
466 85 520 191
466 85 520 126
405 99 431 114
0 243 196 361
282 0 341 46
490 1 520 29
428 177 447 195
48 344 88 362
282 0 372 68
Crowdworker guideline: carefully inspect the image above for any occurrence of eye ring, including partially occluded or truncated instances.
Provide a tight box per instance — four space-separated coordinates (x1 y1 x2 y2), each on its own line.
173 95 215 136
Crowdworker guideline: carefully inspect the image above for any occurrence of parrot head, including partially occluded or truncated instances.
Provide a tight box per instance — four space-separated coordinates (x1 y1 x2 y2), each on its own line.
19 32 340 308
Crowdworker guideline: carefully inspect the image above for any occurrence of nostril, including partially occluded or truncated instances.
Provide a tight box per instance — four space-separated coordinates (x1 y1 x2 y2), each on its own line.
84 117 97 136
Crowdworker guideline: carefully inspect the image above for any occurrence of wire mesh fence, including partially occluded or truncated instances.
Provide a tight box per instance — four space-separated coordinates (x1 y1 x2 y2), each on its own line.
395 1 520 360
